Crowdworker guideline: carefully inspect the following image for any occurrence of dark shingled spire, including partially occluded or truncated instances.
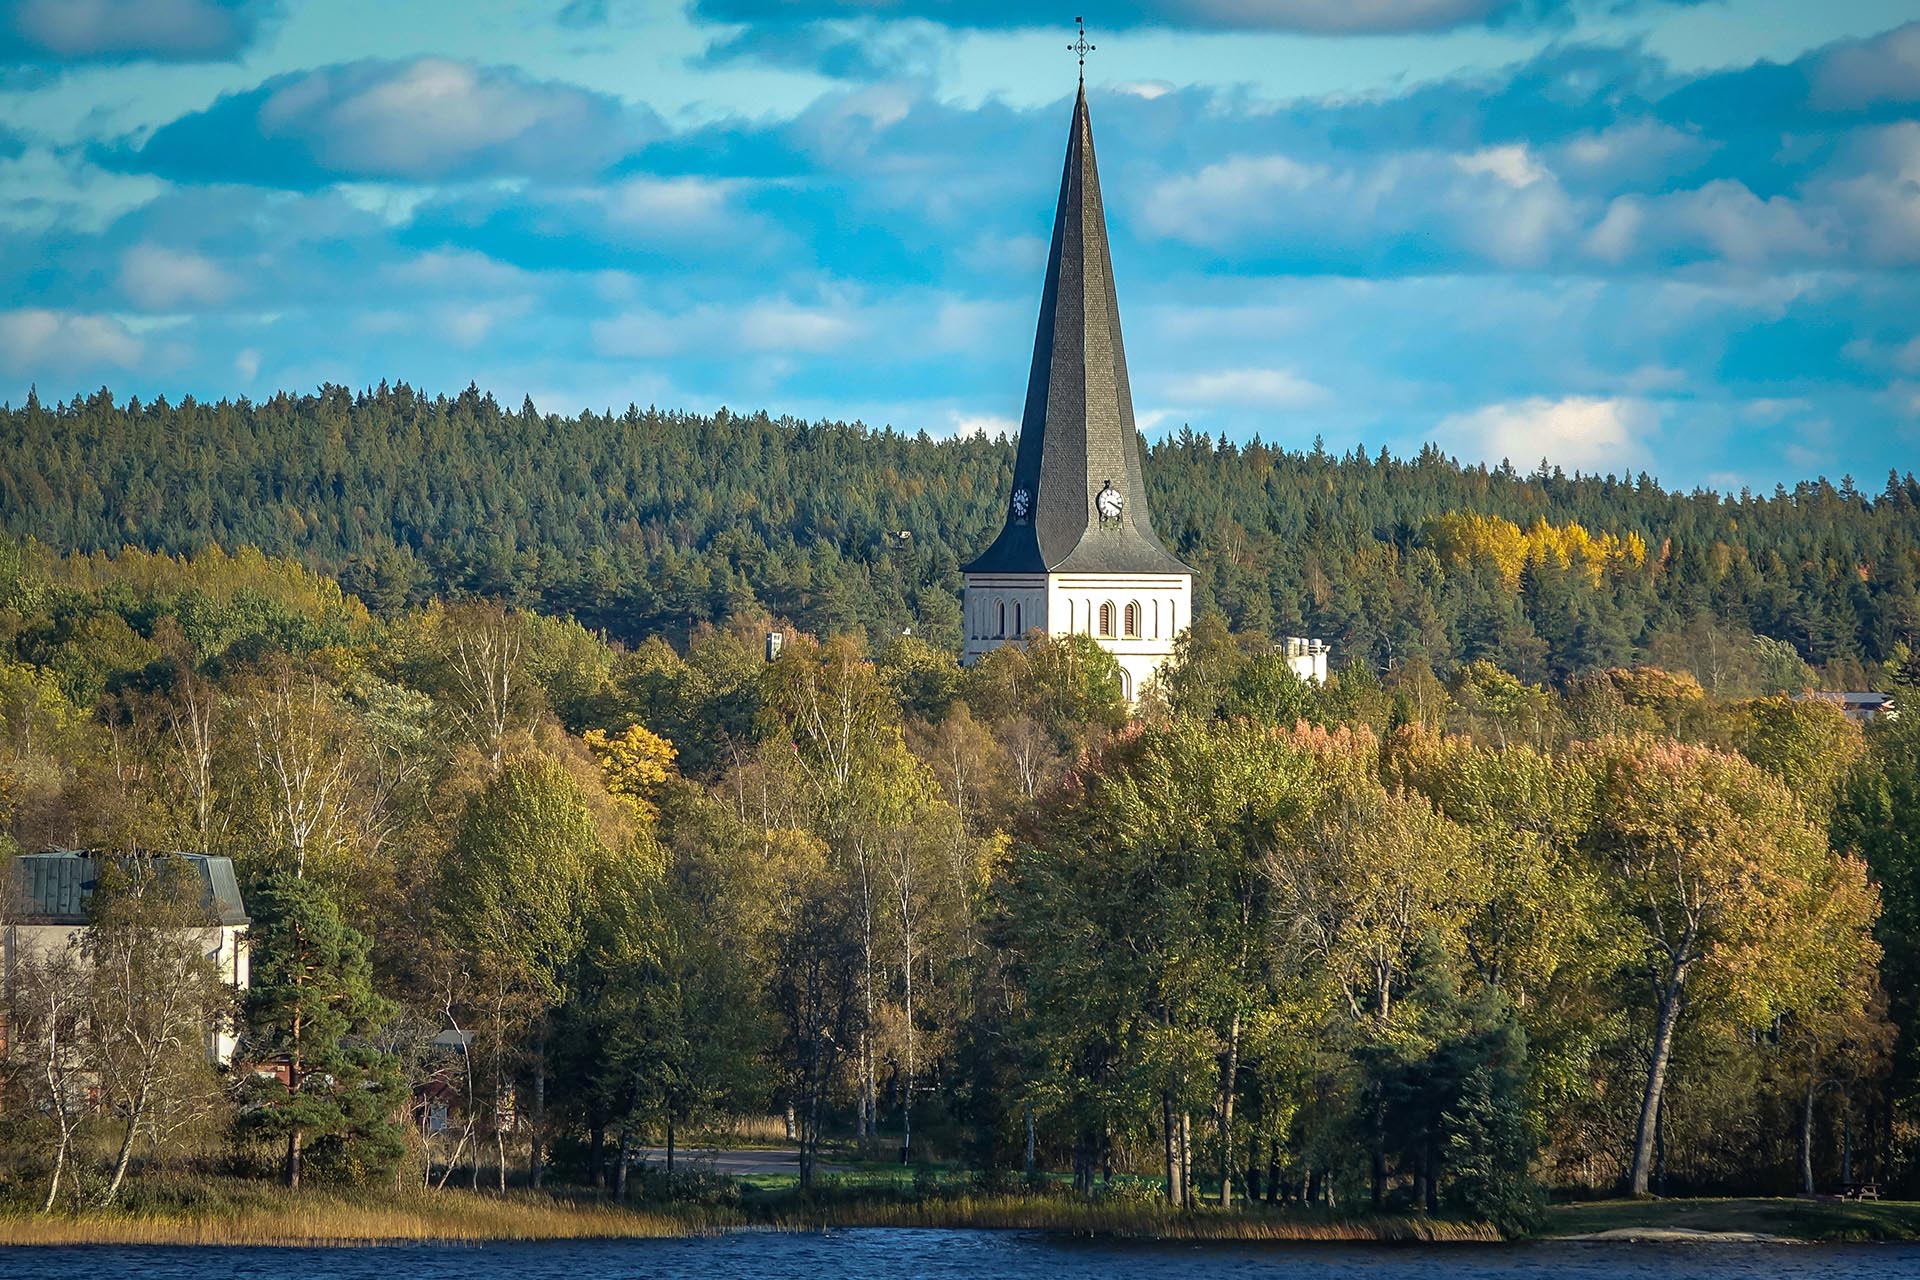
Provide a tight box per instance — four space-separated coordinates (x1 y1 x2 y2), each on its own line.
962 86 1191 578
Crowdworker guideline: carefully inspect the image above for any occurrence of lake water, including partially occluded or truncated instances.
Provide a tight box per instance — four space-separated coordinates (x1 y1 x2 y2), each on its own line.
4 1228 1918 1279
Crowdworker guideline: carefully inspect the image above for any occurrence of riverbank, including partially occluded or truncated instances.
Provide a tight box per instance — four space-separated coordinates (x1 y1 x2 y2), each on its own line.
0 1185 733 1247
6 1179 1914 1248
0 1179 1495 1247
1538 1197 1920 1243
762 1196 1497 1241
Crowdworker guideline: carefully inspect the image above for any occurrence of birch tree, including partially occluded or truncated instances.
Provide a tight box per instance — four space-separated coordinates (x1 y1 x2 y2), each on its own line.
4 938 88 1211
1578 737 1863 1197
241 672 358 878
83 857 230 1205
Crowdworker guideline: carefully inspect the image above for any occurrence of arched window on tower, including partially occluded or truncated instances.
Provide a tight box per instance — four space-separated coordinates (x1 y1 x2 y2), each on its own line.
1013 601 1023 636
1123 601 1140 638
996 599 1006 638
1098 601 1115 638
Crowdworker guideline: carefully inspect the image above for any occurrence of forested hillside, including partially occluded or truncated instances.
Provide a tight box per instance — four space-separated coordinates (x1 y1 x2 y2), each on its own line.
1 537 1915 1215
4 383 1916 688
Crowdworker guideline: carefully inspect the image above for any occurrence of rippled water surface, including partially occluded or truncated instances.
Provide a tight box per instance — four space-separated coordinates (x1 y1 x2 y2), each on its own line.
5 1229 1918 1279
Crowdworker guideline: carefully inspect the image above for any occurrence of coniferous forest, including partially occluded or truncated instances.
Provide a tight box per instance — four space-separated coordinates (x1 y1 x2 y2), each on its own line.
4 384 1917 685
1 384 1918 1232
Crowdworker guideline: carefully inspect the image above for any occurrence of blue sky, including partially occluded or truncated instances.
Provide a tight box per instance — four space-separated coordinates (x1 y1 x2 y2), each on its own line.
2 0 1917 491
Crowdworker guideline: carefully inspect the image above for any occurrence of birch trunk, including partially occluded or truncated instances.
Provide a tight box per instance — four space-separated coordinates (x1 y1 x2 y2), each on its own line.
530 1022 546 1189
103 1084 149 1204
1218 1008 1241 1207
1801 1085 1816 1196
1628 977 1685 1197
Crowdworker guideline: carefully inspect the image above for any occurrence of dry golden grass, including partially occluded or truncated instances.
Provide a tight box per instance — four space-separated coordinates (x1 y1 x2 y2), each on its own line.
767 1194 1500 1242
0 1179 1497 1247
0 1187 737 1247
717 1115 794 1144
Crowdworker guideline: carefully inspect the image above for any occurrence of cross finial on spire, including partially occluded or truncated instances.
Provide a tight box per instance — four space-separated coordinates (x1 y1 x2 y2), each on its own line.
1069 16 1094 86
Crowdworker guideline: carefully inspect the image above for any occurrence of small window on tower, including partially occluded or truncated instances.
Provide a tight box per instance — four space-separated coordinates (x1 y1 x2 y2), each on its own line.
1124 601 1140 638
1013 602 1023 636
1098 601 1115 637
996 599 1007 638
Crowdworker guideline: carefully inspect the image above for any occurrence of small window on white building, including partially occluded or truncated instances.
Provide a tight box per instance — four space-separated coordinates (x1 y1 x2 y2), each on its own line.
996 599 1007 638
1124 601 1140 638
1098 601 1115 637
1013 601 1023 636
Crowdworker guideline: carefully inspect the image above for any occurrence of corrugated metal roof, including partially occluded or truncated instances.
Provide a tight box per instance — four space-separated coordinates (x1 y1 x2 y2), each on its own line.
12 852 96 922
6 850 248 926
185 853 250 926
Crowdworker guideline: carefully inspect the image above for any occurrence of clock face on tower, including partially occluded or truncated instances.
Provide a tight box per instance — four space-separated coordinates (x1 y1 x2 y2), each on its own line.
1095 481 1124 524
1011 487 1031 521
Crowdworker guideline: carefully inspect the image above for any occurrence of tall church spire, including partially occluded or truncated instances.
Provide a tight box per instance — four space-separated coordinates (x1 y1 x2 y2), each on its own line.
962 82 1190 578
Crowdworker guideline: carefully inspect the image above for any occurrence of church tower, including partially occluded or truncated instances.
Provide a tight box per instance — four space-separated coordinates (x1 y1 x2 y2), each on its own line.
960 82 1193 701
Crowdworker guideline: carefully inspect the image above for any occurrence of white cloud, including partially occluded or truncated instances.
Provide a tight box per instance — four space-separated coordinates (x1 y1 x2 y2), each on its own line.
1454 145 1548 189
1889 381 1920 420
1148 0 1508 34
1584 181 1832 266
1553 121 1709 189
1824 123 1920 265
1620 365 1687 394
602 176 740 232
944 411 1015 439
1165 367 1330 409
1581 198 1644 263
387 249 533 293
1677 182 1833 264
1145 145 1577 269
1901 337 1920 375
1742 398 1814 425
282 60 607 177
1809 21 1920 111
956 232 1047 278
8 0 259 60
0 308 142 371
738 302 858 354
437 298 530 349
1145 153 1321 251
1433 395 1656 475
928 298 1021 353
590 307 683 359
593 299 861 360
234 348 260 381
131 58 652 184
118 242 234 309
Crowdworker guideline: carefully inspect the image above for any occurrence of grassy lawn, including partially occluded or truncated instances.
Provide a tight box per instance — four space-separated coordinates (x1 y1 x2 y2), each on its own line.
1540 1197 1920 1242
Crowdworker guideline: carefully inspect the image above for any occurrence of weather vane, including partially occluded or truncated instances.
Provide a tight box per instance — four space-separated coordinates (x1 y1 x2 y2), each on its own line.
1070 16 1094 85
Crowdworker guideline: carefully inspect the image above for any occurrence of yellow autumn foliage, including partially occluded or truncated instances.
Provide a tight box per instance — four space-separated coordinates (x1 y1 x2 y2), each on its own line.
583 722 678 821
1424 512 1646 589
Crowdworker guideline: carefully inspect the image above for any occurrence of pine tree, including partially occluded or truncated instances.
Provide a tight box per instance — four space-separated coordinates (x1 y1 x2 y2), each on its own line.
238 873 406 1188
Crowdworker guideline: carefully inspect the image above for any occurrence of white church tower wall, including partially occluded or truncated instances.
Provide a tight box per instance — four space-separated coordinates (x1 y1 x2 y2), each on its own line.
959 83 1194 702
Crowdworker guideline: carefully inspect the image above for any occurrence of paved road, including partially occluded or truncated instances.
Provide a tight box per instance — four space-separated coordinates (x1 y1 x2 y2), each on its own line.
631 1146 852 1176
